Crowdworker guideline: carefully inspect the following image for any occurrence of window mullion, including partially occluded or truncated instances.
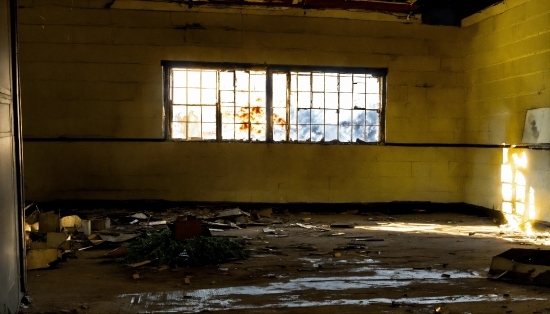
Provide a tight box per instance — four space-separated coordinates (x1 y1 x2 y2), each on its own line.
266 69 273 143
216 70 221 141
286 72 290 142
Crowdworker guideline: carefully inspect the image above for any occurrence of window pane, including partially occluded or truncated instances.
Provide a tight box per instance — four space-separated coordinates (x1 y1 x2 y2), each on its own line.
188 122 201 139
236 92 249 106
298 109 311 124
202 123 216 139
353 125 366 141
250 91 265 107
187 106 201 123
172 105 187 122
220 91 234 103
201 88 217 105
235 71 249 90
325 125 338 141
365 94 380 109
298 124 310 141
367 126 379 142
202 106 216 123
312 74 324 92
353 75 366 93
298 74 310 92
366 77 379 93
187 71 201 88
251 124 266 141
221 106 234 124
289 125 297 141
311 109 324 124
340 74 352 92
325 93 338 109
173 87 187 104
235 123 249 140
353 93 366 109
340 109 352 127
172 70 186 88
297 92 311 108
366 111 379 125
312 93 324 108
311 125 324 142
353 109 365 125
236 107 250 123
289 103 297 125
339 125 351 142
202 70 217 89
250 106 266 124
325 73 338 93
273 79 287 106
326 109 338 124
222 124 235 140
171 122 186 139
339 92 352 109
273 108 287 126
220 71 234 90
250 73 266 92
290 73 298 92
188 88 201 104
273 127 286 142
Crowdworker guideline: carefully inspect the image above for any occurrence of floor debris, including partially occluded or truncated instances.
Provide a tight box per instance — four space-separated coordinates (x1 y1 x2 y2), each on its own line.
489 248 550 285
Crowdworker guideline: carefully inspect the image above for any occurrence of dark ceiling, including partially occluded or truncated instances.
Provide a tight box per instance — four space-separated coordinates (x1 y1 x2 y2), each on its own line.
149 0 503 26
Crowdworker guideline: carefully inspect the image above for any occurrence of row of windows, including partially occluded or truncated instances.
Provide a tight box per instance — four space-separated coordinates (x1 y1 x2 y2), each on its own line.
164 62 386 144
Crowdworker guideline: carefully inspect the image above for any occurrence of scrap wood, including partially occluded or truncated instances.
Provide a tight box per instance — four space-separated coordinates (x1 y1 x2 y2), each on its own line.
129 260 151 268
103 246 129 258
295 223 331 232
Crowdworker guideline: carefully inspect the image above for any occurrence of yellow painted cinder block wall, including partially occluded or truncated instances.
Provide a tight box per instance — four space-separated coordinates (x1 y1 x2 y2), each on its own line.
18 0 468 202
463 0 550 221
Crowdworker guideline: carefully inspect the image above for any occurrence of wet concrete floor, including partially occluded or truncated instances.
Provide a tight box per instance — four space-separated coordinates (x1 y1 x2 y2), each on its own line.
22 212 550 314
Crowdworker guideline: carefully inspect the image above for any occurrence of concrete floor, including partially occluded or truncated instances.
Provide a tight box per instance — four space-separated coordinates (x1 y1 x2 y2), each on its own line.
21 210 550 314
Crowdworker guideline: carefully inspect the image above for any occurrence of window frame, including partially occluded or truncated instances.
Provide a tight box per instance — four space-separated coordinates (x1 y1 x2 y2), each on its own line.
162 61 387 144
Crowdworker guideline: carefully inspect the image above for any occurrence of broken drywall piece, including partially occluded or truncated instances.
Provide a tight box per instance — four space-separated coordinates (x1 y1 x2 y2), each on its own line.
27 248 61 270
81 220 92 236
489 248 550 286
39 212 60 233
88 234 105 246
217 208 250 218
25 210 40 232
46 232 71 250
91 218 111 231
60 215 82 229
129 213 149 220
257 208 272 218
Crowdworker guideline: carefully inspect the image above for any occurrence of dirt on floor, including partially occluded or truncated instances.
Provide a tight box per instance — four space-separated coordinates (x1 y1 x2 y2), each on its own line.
19 208 550 314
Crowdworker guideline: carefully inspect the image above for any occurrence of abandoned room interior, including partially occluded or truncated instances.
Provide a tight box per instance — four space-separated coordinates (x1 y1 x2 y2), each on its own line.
2 0 550 313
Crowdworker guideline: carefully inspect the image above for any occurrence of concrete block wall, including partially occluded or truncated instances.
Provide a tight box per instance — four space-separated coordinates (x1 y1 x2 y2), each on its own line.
463 0 550 221
19 0 468 202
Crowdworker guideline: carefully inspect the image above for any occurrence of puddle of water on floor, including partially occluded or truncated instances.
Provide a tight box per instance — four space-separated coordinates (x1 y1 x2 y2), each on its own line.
119 289 547 313
117 266 511 313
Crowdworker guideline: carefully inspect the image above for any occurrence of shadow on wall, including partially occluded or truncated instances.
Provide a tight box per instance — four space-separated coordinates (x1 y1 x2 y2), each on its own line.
500 148 536 233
